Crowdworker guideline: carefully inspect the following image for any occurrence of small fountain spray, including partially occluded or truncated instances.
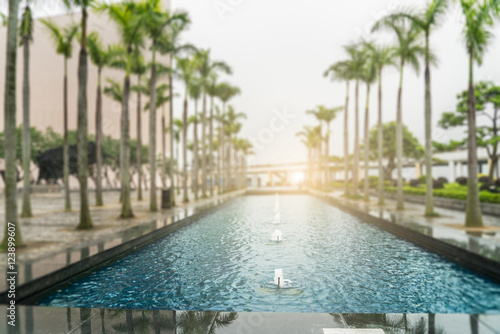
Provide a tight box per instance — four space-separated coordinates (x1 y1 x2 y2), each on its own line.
274 269 284 287
272 229 283 241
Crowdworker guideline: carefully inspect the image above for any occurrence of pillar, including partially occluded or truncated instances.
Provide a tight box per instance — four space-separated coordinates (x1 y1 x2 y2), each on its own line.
415 162 421 179
448 160 455 182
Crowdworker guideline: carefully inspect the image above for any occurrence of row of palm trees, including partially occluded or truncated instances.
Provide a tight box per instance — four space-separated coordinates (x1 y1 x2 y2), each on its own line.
1 0 253 247
303 0 498 227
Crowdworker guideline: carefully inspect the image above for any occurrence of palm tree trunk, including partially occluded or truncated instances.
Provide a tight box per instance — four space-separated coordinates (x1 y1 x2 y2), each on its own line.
120 70 134 218
377 68 384 205
465 51 483 227
201 92 207 197
168 72 176 206
396 58 405 210
209 95 214 196
176 140 180 195
193 107 199 200
136 73 143 201
325 124 330 188
63 58 71 212
149 48 157 211
353 79 360 195
220 103 226 193
182 93 189 203
2 0 23 247
95 68 104 206
344 81 350 195
227 134 231 191
76 7 93 230
363 83 371 200
21 34 32 217
162 107 166 189
424 33 434 216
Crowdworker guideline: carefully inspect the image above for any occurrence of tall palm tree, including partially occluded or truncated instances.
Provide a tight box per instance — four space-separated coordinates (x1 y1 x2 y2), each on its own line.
296 126 322 186
189 80 202 199
176 57 198 202
383 0 448 215
457 0 497 227
344 43 367 196
360 43 378 200
373 21 425 210
40 19 79 213
19 2 34 218
306 106 342 187
157 17 194 206
196 49 232 197
215 82 240 193
225 106 246 190
145 83 171 189
96 1 145 218
173 119 183 195
140 2 188 211
87 32 118 206
363 43 396 205
2 0 24 248
206 73 219 196
324 61 352 195
64 0 96 229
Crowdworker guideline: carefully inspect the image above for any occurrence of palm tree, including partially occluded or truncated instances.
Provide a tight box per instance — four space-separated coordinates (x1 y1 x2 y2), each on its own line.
344 43 367 196
103 78 123 103
64 0 96 229
196 49 232 197
373 20 425 210
225 106 246 190
140 2 188 211
360 43 378 200
457 0 497 227
173 119 183 195
130 52 147 201
206 73 219 196
296 126 322 186
324 61 353 195
215 82 241 193
306 106 342 187
189 80 202 199
176 57 198 202
383 0 448 215
156 17 194 206
96 1 145 218
2 0 24 248
144 83 171 189
86 32 118 206
363 43 396 205
40 19 79 213
19 2 34 218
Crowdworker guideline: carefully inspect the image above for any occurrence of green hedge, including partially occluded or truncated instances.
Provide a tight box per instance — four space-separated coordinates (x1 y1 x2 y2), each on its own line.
384 183 500 204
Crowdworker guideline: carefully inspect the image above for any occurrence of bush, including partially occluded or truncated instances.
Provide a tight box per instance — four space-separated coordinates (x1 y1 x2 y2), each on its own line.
478 175 492 184
409 179 420 187
433 179 445 189
418 175 427 183
456 176 467 186
437 177 448 184
495 179 500 187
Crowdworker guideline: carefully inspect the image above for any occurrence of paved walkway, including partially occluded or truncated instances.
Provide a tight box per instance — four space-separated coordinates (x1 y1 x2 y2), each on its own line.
0 189 242 292
312 189 500 264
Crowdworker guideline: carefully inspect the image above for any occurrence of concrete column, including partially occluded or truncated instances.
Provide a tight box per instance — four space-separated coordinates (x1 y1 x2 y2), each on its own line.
448 160 455 182
497 160 500 179
457 162 463 177
415 162 421 179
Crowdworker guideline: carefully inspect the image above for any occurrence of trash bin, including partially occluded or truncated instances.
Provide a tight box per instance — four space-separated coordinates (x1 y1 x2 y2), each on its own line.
161 188 172 209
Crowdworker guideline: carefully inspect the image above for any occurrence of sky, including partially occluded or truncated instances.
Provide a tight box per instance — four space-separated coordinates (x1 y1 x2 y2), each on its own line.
169 0 500 166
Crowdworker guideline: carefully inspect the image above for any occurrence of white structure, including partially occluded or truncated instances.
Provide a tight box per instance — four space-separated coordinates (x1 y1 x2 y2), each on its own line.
272 229 283 241
274 269 284 287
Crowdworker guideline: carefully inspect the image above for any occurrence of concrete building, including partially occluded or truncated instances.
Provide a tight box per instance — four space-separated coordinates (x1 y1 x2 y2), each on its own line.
0 0 173 189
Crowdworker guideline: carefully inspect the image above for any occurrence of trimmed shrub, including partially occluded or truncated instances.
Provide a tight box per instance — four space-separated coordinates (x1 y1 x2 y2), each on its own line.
433 179 445 189
409 179 420 187
418 175 427 183
478 175 492 184
437 177 448 184
495 179 500 187
456 176 467 186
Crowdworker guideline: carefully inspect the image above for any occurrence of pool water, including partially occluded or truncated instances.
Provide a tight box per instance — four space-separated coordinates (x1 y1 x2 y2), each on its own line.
39 195 500 313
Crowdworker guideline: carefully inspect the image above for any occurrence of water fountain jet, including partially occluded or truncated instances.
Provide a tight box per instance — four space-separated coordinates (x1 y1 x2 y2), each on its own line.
272 229 283 241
